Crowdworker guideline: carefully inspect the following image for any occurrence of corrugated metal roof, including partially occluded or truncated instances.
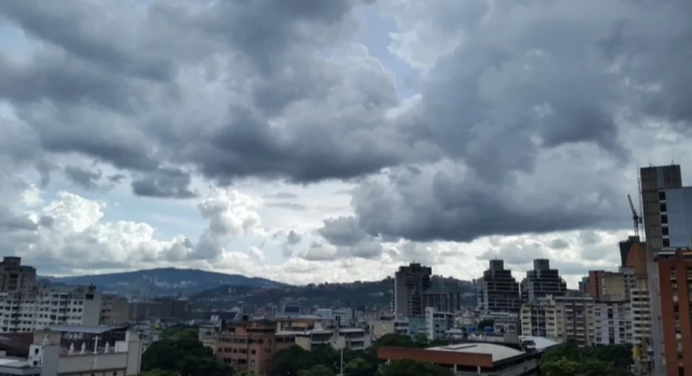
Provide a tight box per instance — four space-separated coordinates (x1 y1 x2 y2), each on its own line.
47 325 127 334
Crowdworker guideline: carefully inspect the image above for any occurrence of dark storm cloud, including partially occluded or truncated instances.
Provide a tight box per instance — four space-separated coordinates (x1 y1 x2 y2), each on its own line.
0 0 690 248
0 0 424 188
131 167 197 199
63 165 102 190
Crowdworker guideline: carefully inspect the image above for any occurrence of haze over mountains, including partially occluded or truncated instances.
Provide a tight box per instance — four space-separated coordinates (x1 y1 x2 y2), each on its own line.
40 268 287 296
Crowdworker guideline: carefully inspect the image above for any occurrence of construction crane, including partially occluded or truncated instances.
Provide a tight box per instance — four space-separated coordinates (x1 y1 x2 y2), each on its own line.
627 194 642 237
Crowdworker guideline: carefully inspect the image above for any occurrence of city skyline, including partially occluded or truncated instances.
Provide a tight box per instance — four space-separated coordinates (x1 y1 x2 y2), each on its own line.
1 0 691 287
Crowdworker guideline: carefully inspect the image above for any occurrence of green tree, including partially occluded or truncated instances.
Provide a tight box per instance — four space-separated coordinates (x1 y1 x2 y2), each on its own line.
540 344 630 376
413 333 429 347
344 357 376 376
142 337 233 376
137 370 177 376
377 359 453 376
297 365 334 376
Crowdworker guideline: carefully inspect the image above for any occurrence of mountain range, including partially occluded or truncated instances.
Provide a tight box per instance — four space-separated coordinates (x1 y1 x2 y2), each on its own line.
39 268 287 297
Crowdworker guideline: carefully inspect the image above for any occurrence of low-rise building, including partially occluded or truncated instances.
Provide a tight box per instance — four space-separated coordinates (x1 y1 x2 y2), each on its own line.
215 321 293 375
424 308 453 341
378 343 541 375
0 328 141 376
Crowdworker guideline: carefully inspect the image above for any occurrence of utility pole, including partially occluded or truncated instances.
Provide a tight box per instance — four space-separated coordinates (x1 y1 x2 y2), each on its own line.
339 347 344 376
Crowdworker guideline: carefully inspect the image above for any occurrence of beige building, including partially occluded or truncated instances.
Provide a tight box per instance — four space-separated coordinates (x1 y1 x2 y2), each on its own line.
521 295 595 347
0 257 36 293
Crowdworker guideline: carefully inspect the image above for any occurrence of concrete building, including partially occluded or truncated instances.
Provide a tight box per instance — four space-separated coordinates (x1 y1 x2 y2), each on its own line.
422 291 461 313
378 343 542 376
520 259 567 303
0 328 141 376
127 298 188 321
477 312 520 334
367 318 409 339
520 295 594 347
0 257 36 293
640 164 683 375
476 260 521 314
0 286 102 333
100 295 129 325
393 263 432 317
657 249 692 376
593 301 632 345
424 308 454 341
215 321 294 375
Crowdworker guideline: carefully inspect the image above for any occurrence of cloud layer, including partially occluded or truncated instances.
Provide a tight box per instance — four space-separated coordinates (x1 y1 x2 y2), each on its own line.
1 0 691 284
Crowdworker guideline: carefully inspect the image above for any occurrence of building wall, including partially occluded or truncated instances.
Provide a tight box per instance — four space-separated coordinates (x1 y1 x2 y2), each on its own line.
0 286 102 333
100 295 129 325
657 250 692 376
0 257 36 293
522 296 594 347
586 271 606 301
215 322 289 375
640 164 682 376
593 301 632 345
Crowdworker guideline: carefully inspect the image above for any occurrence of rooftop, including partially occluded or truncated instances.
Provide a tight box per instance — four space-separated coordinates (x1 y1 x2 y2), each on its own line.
427 343 524 362
47 325 128 334
0 357 32 368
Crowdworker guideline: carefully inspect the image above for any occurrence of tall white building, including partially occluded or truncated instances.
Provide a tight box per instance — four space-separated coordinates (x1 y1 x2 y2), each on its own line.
593 301 632 345
0 286 102 333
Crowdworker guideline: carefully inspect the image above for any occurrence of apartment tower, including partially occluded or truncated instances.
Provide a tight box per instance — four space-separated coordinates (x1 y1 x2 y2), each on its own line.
476 260 521 313
0 257 36 293
640 164 682 375
520 259 568 303
393 263 432 317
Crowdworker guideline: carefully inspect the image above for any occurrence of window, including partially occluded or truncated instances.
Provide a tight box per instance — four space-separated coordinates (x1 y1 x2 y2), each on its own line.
659 191 666 201
662 215 669 224
663 227 670 236
251 349 256 355
664 239 671 247
661 203 668 212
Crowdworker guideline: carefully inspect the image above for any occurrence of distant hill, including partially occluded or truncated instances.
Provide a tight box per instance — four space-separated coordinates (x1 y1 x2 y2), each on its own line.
40 268 288 297
191 275 476 311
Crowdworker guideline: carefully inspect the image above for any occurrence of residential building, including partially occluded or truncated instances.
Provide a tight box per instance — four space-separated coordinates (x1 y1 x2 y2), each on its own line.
100 295 129 325
586 270 607 301
367 318 408 339
619 236 642 267
0 257 36 293
521 295 594 347
477 312 520 334
332 308 354 327
657 249 692 376
640 164 683 375
408 316 426 338
424 307 453 341
393 263 432 317
520 259 567 303
0 286 102 333
476 260 521 314
215 321 294 375
593 301 632 345
422 291 461 313
0 328 142 376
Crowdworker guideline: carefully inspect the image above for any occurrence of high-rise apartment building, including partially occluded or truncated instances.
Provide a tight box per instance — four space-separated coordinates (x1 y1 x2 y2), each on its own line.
476 260 521 313
0 257 36 293
393 263 432 317
657 249 692 376
520 295 595 347
520 259 567 302
593 300 632 345
0 285 102 333
640 164 683 375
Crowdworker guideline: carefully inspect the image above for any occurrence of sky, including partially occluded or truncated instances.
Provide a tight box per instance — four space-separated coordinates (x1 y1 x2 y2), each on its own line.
0 0 691 287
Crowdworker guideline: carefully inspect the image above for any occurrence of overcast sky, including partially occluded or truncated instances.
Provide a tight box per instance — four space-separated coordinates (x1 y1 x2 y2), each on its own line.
1 0 691 287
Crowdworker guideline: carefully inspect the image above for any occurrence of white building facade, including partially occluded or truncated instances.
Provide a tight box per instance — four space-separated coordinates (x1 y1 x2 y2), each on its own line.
593 301 633 345
0 286 102 333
